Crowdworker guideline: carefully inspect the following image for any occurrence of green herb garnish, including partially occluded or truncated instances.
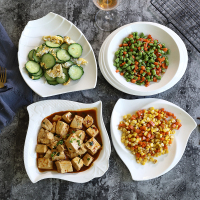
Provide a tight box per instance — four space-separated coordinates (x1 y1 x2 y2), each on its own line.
51 152 56 157
72 130 75 133
78 158 81 164
56 152 60 156
87 158 90 161
89 141 94 146
79 134 82 138
43 122 45 124
70 138 76 143
53 146 57 149
77 140 81 146
66 134 70 138
57 140 63 146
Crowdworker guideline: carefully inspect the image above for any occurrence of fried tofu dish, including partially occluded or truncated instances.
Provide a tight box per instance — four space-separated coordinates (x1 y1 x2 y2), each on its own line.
36 110 102 173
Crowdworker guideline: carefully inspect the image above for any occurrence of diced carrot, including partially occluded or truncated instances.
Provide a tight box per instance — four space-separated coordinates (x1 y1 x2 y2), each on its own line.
141 66 145 70
136 153 140 158
130 49 133 52
153 77 157 82
164 146 168 149
137 77 141 80
123 43 128 46
140 126 147 131
147 133 151 138
144 47 147 51
129 125 134 130
149 121 155 126
129 34 133 38
119 44 123 47
131 79 136 83
135 129 141 134
151 135 155 139
135 61 139 65
154 62 159 65
140 70 143 74
147 72 151 76
138 47 141 50
131 114 137 120
162 48 168 52
131 147 134 150
118 123 126 127
123 51 127 55
160 137 164 141
135 65 139 70
172 124 176 128
120 72 124 76
158 44 162 48
116 70 119 73
132 55 135 59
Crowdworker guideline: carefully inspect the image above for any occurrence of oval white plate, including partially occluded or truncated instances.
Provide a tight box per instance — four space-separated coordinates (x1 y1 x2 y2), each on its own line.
24 100 111 183
99 22 188 96
110 98 196 181
18 12 97 97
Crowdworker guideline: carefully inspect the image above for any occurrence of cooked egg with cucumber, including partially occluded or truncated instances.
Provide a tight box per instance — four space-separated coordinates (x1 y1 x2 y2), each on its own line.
25 35 87 86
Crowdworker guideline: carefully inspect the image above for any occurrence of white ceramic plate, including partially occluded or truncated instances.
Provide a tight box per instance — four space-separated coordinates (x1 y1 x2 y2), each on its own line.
99 22 188 96
110 98 196 181
24 100 111 183
18 12 97 97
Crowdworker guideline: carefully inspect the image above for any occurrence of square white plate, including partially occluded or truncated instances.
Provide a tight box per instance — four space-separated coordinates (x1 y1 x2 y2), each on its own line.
110 98 196 181
18 12 97 97
24 100 111 183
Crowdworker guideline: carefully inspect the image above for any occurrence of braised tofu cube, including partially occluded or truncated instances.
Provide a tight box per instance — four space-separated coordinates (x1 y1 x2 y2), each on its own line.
36 144 48 153
51 122 56 134
56 121 69 138
85 137 101 155
65 134 83 153
44 149 52 159
70 115 83 129
83 153 94 166
53 115 62 121
62 112 73 123
75 130 85 141
38 158 53 169
41 118 53 131
51 151 66 161
55 160 73 173
72 157 83 171
69 152 79 159
86 125 99 137
83 115 94 128
77 144 87 155
57 144 65 152
38 128 45 143
40 131 54 144
48 141 58 150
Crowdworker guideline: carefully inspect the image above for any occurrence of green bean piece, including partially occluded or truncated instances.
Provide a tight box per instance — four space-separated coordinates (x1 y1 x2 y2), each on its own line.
135 36 140 40
167 49 170 55
115 58 119 63
142 72 146 76
152 69 156 75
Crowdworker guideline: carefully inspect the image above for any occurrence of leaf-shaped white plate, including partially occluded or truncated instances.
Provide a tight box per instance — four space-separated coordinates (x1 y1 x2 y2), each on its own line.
24 100 111 183
110 98 196 181
18 12 97 97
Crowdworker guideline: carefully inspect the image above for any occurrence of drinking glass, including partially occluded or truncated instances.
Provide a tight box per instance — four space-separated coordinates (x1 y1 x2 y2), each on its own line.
93 0 120 31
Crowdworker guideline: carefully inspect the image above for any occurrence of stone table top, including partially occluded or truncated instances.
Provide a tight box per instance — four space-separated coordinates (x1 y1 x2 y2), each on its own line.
0 0 200 199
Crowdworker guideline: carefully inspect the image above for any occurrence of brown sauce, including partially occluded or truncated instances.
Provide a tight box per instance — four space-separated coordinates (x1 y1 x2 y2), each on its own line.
37 108 102 173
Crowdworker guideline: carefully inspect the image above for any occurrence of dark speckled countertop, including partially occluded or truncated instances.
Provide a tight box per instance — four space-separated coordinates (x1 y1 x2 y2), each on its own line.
0 0 200 199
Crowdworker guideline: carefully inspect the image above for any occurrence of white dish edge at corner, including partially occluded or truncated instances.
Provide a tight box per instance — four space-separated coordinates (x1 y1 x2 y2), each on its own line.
110 98 196 181
24 100 111 183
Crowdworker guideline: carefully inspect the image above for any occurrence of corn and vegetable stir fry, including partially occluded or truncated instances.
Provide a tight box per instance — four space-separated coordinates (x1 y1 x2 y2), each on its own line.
114 32 170 87
119 107 182 165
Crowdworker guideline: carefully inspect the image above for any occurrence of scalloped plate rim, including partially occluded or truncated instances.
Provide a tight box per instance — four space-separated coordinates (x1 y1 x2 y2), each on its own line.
18 12 97 97
24 100 111 183
110 98 196 181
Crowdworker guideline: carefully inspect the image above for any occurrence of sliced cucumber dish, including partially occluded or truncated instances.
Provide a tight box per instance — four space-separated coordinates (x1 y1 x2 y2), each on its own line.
25 35 87 85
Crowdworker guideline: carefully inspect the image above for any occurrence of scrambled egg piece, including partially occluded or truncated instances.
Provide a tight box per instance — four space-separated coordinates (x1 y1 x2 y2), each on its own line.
46 64 65 79
62 62 72 68
63 36 75 45
36 46 51 57
71 58 88 66
42 35 63 44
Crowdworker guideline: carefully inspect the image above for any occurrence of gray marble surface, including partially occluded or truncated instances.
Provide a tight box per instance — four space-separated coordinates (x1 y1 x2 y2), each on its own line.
0 0 200 199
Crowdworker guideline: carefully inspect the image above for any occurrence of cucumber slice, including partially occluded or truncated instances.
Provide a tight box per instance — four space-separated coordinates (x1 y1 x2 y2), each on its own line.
30 68 43 76
57 35 63 38
28 49 34 61
61 43 69 50
33 50 41 63
68 43 82 58
62 61 74 68
56 74 69 84
57 49 71 62
52 48 61 53
44 71 56 81
47 80 59 85
62 68 68 75
68 65 84 80
46 41 61 48
36 45 43 53
56 59 65 64
25 61 40 74
41 53 56 69
29 72 43 80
